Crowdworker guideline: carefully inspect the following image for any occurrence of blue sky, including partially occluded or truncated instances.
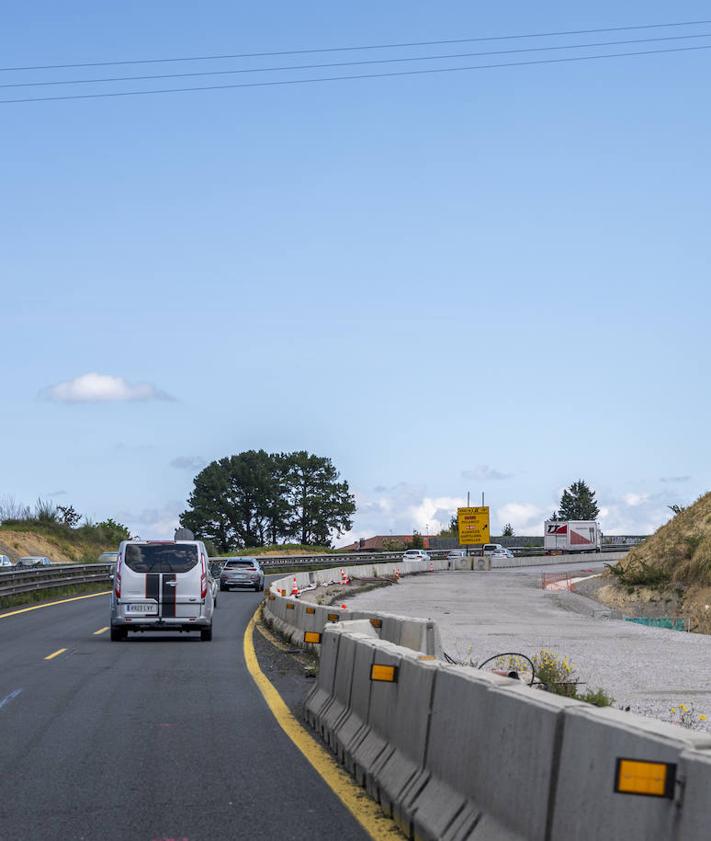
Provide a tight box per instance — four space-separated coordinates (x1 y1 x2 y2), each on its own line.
2 2 709 542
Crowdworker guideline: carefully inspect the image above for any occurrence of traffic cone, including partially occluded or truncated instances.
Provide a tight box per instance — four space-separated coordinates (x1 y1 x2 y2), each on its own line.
340 568 350 585
394 567 400 581
429 561 434 573
290 576 299 597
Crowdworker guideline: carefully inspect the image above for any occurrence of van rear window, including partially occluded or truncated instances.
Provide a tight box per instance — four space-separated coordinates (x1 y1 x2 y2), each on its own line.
124 544 199 573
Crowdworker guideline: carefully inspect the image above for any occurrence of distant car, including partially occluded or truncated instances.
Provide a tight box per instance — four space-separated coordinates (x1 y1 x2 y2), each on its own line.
447 549 466 560
0 554 12 568
220 558 265 592
98 551 118 564
17 556 52 568
402 549 431 562
491 547 514 560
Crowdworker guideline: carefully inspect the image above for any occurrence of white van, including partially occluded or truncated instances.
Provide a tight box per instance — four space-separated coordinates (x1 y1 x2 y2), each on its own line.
110 540 215 642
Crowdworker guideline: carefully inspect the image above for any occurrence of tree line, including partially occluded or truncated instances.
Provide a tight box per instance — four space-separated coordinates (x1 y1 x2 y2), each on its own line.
179 450 356 552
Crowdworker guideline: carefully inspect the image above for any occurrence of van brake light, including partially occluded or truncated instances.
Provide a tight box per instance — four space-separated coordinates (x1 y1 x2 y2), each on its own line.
200 553 207 600
115 557 122 599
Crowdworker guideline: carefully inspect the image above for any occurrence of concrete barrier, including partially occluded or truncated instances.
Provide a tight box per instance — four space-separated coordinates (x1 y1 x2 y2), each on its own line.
677 748 711 841
305 623 711 841
491 550 628 568
550 706 711 841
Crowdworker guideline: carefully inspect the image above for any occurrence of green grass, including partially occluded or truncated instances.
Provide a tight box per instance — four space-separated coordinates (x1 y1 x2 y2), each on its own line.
0 581 111 610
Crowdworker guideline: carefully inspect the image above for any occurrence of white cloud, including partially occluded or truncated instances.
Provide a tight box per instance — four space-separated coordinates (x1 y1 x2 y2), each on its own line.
118 501 183 540
461 465 513 481
170 456 206 471
43 372 173 403
623 492 649 507
494 502 547 534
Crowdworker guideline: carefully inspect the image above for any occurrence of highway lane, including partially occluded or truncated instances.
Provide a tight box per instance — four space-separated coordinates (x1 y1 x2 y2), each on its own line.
0 591 369 841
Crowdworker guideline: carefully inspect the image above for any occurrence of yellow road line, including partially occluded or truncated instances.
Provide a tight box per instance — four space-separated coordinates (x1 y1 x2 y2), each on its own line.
0 591 111 621
93 626 109 636
243 608 402 840
44 648 67 661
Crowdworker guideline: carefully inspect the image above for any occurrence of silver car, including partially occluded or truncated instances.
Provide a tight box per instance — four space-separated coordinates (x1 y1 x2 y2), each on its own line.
0 554 12 568
17 556 52 567
219 558 265 592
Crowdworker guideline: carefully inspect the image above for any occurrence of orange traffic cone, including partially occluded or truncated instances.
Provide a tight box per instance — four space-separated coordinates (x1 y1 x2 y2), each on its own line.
429 561 434 573
394 567 400 581
290 577 299 597
340 568 350 585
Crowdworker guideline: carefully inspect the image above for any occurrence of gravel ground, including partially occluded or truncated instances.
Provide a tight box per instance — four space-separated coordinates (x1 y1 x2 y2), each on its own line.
346 570 711 731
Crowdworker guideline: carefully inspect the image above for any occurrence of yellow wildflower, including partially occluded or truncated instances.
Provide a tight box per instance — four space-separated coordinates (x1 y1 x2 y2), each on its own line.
680 704 689 713
700 714 708 722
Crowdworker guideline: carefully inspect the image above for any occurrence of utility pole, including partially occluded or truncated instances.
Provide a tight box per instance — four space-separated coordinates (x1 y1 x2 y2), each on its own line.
467 491 470 506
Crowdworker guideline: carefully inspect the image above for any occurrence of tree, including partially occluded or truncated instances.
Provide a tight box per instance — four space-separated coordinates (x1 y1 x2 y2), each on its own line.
411 531 424 549
668 504 687 516
179 449 356 551
556 480 600 521
502 522 514 537
281 451 356 546
180 450 277 551
57 505 82 528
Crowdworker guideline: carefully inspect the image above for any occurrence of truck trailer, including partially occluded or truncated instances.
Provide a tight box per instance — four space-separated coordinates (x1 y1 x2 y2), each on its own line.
544 520 601 554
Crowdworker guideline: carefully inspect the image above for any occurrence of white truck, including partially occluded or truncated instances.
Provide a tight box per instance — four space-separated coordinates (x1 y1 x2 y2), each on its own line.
544 520 602 554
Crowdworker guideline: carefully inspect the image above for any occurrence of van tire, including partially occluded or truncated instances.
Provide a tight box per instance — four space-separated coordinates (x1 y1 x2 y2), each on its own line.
110 626 126 642
200 626 213 642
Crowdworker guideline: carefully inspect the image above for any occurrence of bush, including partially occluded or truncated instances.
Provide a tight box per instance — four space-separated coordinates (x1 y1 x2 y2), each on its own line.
532 649 613 707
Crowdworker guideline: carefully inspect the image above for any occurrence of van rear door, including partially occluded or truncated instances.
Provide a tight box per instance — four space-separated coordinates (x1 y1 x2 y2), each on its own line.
122 544 201 618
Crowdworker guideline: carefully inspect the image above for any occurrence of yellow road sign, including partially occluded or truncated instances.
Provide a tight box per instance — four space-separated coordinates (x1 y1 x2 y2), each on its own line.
457 506 490 545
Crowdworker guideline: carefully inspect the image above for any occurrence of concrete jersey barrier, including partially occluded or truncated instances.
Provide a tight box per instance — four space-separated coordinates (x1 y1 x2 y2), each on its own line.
262 557 711 840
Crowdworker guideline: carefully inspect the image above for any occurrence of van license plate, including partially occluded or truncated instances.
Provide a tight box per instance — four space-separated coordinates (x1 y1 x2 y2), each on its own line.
126 604 157 614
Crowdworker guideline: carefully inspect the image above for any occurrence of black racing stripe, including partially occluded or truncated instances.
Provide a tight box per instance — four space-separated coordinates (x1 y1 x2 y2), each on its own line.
162 573 176 618
145 573 160 601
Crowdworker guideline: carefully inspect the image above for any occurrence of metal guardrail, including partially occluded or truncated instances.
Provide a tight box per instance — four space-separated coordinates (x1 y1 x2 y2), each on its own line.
0 563 113 599
212 545 629 570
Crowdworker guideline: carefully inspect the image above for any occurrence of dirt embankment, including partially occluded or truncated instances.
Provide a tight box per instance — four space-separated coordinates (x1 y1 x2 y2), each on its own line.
0 529 107 564
589 490 711 631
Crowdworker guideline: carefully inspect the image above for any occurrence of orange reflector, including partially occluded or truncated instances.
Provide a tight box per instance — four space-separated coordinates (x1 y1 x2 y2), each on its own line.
327 613 339 622
286 602 295 610
370 664 398 683
418 655 436 661
279 589 286 597
305 606 316 615
369 618 382 629
615 758 676 798
304 631 322 644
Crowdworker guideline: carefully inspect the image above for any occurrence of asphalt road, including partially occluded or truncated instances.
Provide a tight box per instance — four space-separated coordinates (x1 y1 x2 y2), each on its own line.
0 590 369 841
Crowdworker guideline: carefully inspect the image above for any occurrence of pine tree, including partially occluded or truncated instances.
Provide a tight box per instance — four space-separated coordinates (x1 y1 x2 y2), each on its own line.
502 522 514 537
556 480 600 520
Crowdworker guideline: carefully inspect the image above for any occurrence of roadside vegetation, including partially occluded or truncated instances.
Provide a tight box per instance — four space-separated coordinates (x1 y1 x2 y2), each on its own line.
601 490 711 632
0 581 110 610
0 497 130 563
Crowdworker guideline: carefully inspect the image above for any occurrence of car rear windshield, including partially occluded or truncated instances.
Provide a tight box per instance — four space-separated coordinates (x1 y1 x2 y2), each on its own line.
124 544 199 574
225 560 257 568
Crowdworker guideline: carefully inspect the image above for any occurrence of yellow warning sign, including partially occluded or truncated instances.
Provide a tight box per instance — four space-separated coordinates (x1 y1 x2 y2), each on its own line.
457 506 490 545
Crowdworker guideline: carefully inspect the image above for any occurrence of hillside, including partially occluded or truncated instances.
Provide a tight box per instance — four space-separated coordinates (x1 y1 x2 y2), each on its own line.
603 491 711 631
0 521 125 564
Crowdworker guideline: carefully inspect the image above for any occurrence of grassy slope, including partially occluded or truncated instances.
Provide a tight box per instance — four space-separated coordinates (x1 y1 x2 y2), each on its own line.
0 522 117 564
610 491 711 630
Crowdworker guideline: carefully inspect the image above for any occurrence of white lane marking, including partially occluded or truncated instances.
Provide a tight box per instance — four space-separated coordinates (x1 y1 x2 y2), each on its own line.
0 688 23 710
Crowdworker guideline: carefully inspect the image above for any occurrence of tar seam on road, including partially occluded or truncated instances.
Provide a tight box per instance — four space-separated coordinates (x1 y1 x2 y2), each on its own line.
0 591 111 621
243 607 401 841
44 648 67 661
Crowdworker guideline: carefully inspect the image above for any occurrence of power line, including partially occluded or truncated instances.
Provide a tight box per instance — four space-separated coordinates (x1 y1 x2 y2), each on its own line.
3 31 710 90
2 43 709 105
1 18 711 73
